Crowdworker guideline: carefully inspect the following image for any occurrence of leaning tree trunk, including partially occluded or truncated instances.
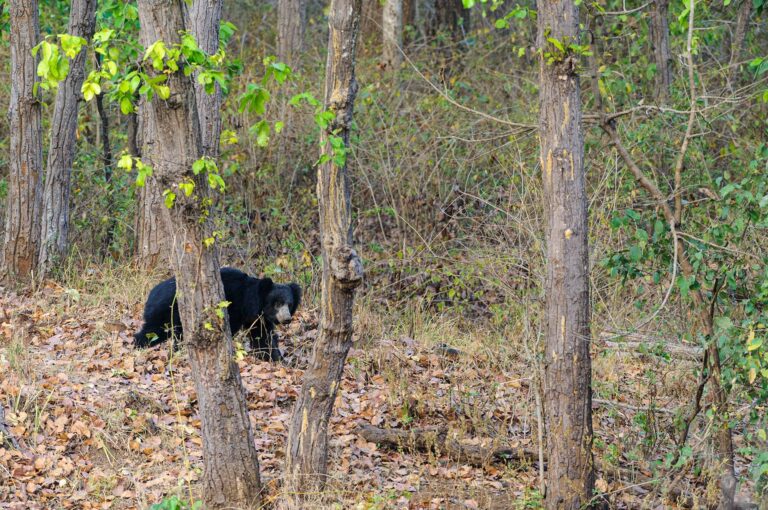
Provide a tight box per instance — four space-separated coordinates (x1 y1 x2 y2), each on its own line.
2 0 43 281
382 0 403 70
537 1 595 508
137 1 262 508
285 0 364 496
39 0 97 276
277 0 307 69
649 0 672 103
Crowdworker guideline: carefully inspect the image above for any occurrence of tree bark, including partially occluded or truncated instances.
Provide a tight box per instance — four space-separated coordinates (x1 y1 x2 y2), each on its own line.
537 1 595 508
188 0 222 158
94 54 114 182
39 0 97 276
429 0 467 39
2 0 43 281
285 0 364 496
134 98 167 267
382 0 403 70
277 0 307 70
137 2 262 508
727 0 752 86
649 0 672 103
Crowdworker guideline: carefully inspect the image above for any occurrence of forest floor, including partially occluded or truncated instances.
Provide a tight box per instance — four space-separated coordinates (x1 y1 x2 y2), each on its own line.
0 274 761 509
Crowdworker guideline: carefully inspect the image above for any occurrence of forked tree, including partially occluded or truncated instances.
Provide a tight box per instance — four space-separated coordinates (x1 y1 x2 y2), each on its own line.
2 0 43 280
39 0 98 276
136 0 262 508
285 0 364 495
537 0 595 507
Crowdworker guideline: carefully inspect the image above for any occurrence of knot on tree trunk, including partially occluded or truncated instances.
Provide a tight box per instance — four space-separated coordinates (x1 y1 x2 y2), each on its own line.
329 246 363 289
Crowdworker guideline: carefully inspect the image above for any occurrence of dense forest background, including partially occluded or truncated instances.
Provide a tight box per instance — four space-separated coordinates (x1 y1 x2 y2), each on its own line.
0 0 767 508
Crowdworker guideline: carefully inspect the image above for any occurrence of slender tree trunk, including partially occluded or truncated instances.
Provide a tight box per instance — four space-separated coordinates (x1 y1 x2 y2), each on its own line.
2 0 43 281
383 0 403 70
277 0 307 69
137 2 263 507
537 1 595 508
127 110 141 158
727 0 752 86
38 0 97 276
360 0 381 48
429 0 467 39
285 0 364 496
649 0 672 103
94 55 113 182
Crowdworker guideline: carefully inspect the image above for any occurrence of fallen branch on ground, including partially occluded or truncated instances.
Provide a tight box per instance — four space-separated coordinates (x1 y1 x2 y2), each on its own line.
355 424 541 467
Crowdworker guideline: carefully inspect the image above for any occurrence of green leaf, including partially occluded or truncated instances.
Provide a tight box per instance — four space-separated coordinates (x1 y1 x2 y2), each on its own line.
120 97 135 115
179 181 195 197
547 37 564 52
117 154 134 171
82 81 101 101
163 190 176 209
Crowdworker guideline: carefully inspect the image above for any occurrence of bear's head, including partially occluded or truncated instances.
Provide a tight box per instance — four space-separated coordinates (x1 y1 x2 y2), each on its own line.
259 278 302 325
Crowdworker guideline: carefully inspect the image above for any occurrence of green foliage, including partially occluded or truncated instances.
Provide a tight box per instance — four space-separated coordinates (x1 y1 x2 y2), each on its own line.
33 35 89 93
238 57 294 147
542 36 592 65
149 496 201 510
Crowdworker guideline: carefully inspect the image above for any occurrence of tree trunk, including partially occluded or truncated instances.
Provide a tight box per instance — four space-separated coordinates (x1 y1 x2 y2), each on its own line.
277 0 307 69
134 98 167 267
95 55 114 182
649 0 672 103
382 0 403 70
38 0 97 276
2 0 43 281
188 0 222 158
285 0 364 496
429 0 467 39
727 0 752 86
537 1 595 508
127 110 141 158
137 2 262 508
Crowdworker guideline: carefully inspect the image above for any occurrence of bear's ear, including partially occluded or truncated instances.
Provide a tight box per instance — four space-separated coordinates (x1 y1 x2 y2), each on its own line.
257 277 274 296
289 283 302 313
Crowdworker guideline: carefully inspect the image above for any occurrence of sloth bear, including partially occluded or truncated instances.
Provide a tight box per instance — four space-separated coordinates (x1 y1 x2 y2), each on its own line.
134 267 301 362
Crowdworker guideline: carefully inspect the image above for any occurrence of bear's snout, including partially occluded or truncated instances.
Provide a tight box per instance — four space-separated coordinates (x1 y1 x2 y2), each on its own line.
276 305 292 324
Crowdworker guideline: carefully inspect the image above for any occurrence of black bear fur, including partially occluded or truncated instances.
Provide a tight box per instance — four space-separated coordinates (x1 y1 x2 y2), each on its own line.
134 267 301 361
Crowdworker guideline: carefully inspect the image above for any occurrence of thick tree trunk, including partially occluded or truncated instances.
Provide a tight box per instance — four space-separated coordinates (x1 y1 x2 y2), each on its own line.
137 2 262 508
277 0 307 69
39 0 97 276
2 0 43 281
134 99 167 267
382 0 403 70
285 0 364 496
537 1 595 508
188 0 222 158
649 0 672 103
